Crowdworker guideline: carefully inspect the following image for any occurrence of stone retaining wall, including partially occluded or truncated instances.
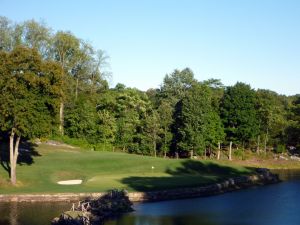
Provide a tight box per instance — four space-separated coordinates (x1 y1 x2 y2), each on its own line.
0 171 279 203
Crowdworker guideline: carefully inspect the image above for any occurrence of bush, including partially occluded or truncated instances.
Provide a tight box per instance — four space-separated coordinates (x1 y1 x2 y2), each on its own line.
274 144 286 154
233 148 246 160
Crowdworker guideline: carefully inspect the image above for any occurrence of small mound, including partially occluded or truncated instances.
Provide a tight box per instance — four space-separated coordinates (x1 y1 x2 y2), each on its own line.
57 179 82 185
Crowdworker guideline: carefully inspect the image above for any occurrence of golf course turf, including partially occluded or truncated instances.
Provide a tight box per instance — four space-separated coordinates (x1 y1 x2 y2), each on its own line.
0 143 254 194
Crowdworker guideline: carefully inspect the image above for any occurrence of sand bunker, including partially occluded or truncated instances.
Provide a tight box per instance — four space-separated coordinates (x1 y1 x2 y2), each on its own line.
57 179 83 185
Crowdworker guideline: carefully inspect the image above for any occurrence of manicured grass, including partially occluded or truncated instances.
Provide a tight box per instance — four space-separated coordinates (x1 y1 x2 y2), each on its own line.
0 143 254 194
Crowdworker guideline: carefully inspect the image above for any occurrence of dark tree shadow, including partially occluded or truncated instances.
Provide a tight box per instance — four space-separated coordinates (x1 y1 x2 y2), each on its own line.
17 140 41 165
121 160 256 192
0 137 41 176
166 160 253 177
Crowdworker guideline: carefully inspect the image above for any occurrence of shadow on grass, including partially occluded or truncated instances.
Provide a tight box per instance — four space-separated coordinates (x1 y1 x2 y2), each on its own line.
0 139 41 175
121 160 255 192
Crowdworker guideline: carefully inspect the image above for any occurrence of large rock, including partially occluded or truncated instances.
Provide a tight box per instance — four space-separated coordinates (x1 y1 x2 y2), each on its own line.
52 190 133 225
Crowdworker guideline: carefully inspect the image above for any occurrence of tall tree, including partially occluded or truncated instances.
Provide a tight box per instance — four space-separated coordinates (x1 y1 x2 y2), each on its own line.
0 46 62 185
221 82 259 147
174 83 223 157
256 89 289 151
51 31 80 135
160 68 196 104
0 16 14 51
21 19 52 58
144 110 161 157
286 95 300 149
157 100 173 157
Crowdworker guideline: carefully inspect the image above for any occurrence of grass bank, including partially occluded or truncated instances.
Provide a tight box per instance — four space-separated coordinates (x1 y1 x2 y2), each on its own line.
0 143 254 194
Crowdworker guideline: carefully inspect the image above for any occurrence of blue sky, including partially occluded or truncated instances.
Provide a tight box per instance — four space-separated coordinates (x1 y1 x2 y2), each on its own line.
1 0 299 95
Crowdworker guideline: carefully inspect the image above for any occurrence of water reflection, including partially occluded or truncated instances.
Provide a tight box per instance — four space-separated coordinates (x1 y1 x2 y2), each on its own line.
272 169 300 181
0 202 70 225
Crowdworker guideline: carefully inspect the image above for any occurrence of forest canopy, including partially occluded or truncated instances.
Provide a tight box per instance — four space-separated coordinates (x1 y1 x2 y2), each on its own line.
0 16 299 166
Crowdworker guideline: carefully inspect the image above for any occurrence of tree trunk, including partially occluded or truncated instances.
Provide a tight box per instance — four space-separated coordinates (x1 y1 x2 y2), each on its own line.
190 149 193 159
153 140 157 157
175 152 179 159
9 130 21 186
264 128 268 154
217 142 221 160
9 130 14 176
257 135 260 154
59 101 64 136
75 78 79 101
204 148 207 160
229 141 232 161
164 127 167 158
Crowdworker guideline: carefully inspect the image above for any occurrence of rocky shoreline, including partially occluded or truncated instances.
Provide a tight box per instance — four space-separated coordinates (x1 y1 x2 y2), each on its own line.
52 189 133 225
0 168 279 203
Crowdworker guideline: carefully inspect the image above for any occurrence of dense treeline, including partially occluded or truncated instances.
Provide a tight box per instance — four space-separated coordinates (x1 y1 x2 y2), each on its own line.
0 17 300 183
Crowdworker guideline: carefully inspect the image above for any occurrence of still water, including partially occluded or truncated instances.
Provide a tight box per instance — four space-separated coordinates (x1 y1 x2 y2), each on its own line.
0 170 299 225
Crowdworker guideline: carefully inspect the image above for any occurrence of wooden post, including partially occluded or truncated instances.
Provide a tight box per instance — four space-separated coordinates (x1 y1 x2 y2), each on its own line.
229 141 232 161
217 142 221 160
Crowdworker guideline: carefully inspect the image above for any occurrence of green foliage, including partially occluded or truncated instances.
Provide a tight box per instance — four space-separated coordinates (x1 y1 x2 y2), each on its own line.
173 83 224 155
64 98 98 140
233 148 246 160
286 95 300 149
274 144 286 154
0 16 299 158
0 46 62 138
157 100 173 156
256 89 289 146
221 82 259 145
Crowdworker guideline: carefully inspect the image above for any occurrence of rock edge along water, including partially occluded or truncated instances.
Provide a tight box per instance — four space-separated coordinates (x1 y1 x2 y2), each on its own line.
0 168 279 203
52 189 133 225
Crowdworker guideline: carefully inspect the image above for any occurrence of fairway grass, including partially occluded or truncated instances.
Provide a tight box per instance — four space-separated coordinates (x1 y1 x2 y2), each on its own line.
0 144 254 194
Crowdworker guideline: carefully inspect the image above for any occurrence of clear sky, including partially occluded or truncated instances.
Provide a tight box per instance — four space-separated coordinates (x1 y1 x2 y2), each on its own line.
1 0 299 95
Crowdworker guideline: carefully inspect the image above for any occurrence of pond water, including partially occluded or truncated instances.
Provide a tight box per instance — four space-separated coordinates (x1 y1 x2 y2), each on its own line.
0 170 300 225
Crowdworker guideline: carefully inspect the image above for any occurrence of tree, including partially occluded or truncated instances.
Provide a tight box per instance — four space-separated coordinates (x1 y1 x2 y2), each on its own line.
51 31 80 135
0 46 62 185
64 97 98 140
157 100 173 157
96 109 117 149
160 68 196 104
21 19 52 58
144 110 161 157
0 17 52 56
220 82 259 147
286 95 300 150
0 16 13 51
173 83 223 157
256 89 289 151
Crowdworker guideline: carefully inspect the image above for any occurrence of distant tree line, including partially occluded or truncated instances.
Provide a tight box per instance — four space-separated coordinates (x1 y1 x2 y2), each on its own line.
0 17 300 183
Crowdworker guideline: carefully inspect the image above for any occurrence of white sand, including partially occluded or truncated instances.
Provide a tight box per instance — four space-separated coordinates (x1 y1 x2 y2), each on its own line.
57 179 83 185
